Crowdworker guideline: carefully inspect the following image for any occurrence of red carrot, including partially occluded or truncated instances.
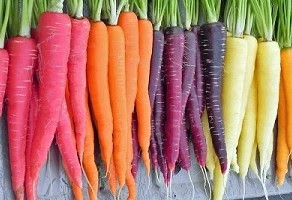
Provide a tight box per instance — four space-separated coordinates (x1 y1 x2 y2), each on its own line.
0 49 8 116
29 11 71 187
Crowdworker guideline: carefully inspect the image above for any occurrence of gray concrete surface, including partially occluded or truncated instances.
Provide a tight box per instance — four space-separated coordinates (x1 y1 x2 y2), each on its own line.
1 112 292 200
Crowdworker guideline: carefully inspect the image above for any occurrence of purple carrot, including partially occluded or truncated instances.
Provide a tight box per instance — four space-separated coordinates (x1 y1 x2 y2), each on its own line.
149 30 164 110
191 26 205 117
186 86 207 167
178 115 191 171
164 27 184 172
177 30 197 172
154 72 168 183
131 111 140 179
150 117 158 170
199 22 227 173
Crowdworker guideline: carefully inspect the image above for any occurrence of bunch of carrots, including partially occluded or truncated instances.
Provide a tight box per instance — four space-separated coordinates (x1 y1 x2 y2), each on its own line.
0 0 292 200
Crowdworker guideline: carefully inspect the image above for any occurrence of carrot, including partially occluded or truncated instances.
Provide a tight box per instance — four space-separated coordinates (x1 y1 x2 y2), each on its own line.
67 0 90 160
103 0 128 188
82 94 99 199
131 111 140 179
6 1 37 198
118 6 140 199
0 0 10 117
56 100 82 188
200 0 227 174
275 0 292 185
87 0 113 174
29 7 71 192
135 0 153 175
250 0 280 182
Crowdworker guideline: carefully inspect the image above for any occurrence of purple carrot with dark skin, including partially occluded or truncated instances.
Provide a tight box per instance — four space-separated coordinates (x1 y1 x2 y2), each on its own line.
164 26 184 173
199 6 227 173
154 72 168 183
131 111 139 179
191 26 205 117
149 30 164 110
178 116 191 171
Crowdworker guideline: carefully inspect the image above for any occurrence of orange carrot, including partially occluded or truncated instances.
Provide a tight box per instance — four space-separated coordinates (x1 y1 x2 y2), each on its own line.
107 25 128 188
135 19 153 174
83 94 99 199
87 21 113 172
118 11 139 199
276 56 290 186
281 49 292 152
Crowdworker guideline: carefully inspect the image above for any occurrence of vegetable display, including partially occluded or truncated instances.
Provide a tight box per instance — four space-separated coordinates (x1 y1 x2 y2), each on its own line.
0 0 291 200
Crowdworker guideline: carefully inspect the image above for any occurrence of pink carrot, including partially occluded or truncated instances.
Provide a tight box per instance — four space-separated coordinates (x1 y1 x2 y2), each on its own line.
6 37 37 200
67 17 90 159
0 49 8 116
29 12 71 186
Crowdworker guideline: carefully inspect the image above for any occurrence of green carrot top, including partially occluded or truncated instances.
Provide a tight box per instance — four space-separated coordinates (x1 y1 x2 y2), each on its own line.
224 0 247 38
32 0 48 28
103 0 127 25
67 0 84 18
250 0 278 42
201 0 221 23
191 0 199 27
88 0 103 22
135 0 148 20
164 0 180 28
47 0 64 13
0 0 10 48
151 0 168 30
244 2 254 35
183 0 199 30
276 0 292 48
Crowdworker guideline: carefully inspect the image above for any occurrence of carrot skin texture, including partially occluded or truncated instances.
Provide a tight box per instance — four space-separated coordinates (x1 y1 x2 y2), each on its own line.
56 100 82 187
199 22 227 173
191 26 204 117
6 37 37 199
136 19 153 174
149 30 164 109
131 111 139 179
29 12 71 183
108 25 128 187
164 26 184 171
68 17 90 159
186 87 207 167
108 157 117 196
150 118 158 169
25 78 39 200
87 21 113 172
0 49 8 116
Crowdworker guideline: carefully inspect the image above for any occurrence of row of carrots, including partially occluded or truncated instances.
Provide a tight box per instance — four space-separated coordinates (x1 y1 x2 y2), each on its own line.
0 0 292 200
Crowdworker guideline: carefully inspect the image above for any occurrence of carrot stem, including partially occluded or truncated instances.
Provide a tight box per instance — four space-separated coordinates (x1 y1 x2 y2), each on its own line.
152 0 168 30
67 0 83 18
0 0 10 48
201 0 221 23
7 0 19 38
47 0 64 13
276 0 292 48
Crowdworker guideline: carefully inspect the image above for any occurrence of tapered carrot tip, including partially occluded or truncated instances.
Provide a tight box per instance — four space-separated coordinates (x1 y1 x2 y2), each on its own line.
15 189 24 200
277 177 284 186
142 151 151 174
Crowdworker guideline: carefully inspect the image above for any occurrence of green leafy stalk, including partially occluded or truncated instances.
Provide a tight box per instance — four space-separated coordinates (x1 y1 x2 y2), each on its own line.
32 0 48 28
47 0 64 13
135 0 148 20
152 0 168 30
67 0 83 18
0 0 11 48
201 0 221 23
244 2 254 35
165 0 178 27
103 0 126 25
183 0 194 30
89 0 103 21
7 0 19 38
224 0 247 37
19 0 35 37
250 0 277 41
191 0 199 26
276 0 292 48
